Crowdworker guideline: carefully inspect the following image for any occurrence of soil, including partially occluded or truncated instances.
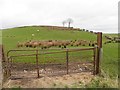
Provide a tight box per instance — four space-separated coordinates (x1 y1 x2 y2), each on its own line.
3 62 94 88
10 61 94 76
3 72 94 88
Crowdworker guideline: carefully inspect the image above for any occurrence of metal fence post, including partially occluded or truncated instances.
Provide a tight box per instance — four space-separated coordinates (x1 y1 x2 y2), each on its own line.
93 47 96 75
7 57 10 77
66 49 69 74
36 49 40 78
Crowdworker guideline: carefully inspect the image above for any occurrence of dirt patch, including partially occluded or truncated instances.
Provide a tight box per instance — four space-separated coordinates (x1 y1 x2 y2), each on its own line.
3 61 94 88
10 62 94 76
3 72 94 88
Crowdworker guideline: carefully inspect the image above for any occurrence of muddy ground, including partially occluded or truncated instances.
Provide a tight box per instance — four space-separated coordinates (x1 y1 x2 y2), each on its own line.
10 62 94 76
3 62 94 88
3 72 94 88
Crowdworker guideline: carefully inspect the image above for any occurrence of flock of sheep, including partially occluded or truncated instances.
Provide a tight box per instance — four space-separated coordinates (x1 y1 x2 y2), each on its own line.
104 36 120 44
17 40 97 49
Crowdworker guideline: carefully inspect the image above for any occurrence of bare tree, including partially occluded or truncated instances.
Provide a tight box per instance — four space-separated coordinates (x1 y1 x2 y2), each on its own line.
62 21 66 27
67 18 73 28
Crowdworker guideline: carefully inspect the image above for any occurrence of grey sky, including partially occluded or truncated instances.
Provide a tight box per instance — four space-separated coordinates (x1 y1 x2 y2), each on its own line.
0 0 119 33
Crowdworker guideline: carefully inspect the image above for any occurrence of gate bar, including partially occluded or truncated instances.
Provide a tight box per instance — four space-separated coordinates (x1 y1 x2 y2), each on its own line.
36 49 40 78
66 49 69 74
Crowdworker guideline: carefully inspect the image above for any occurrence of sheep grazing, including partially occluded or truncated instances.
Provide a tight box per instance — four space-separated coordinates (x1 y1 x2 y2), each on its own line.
90 31 93 33
40 41 54 49
70 42 74 46
80 40 87 46
17 42 24 48
48 40 52 42
41 43 48 49
24 41 31 47
115 39 120 43
92 42 95 46
73 41 80 46
31 42 39 48
104 40 112 44
104 36 113 40
17 39 96 49
52 40 61 47
88 41 97 47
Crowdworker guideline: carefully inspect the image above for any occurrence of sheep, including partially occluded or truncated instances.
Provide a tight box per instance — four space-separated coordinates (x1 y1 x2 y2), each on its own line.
24 41 32 47
115 39 120 43
17 39 98 49
52 40 61 47
47 42 54 48
88 41 97 46
80 40 87 46
88 41 92 46
60 40 71 48
73 41 80 46
17 42 24 48
70 42 74 46
104 40 112 44
40 41 53 49
31 41 39 48
90 31 93 33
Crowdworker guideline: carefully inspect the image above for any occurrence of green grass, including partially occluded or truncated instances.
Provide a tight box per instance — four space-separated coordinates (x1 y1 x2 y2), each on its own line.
2 26 96 51
2 26 118 79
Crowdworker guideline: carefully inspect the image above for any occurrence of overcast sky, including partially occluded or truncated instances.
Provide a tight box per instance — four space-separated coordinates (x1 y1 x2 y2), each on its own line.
0 0 119 33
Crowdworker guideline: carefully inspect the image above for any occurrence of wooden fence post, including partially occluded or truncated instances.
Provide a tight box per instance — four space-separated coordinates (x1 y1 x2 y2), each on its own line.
36 49 40 78
96 32 102 74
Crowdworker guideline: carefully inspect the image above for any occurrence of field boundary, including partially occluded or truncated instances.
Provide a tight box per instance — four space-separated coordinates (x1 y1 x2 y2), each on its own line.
2 32 102 80
6 47 99 78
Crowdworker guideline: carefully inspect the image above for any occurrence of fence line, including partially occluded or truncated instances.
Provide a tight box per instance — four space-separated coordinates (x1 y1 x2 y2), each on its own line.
6 47 98 78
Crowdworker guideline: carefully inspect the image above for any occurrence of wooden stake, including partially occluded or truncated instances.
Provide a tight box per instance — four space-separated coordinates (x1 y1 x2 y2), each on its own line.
96 32 102 74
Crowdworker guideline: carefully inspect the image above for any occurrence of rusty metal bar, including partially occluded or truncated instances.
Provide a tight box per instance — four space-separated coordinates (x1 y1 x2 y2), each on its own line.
7 47 95 58
9 54 37 58
93 47 97 75
9 57 12 76
96 47 99 74
66 49 69 74
6 57 9 77
7 49 37 57
36 49 40 78
7 57 11 77
8 48 95 58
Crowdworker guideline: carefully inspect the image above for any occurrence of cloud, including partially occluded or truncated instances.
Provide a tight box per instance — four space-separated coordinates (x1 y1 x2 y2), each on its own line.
0 0 119 33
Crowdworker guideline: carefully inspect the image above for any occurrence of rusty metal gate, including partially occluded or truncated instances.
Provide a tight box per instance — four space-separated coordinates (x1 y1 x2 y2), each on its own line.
6 47 99 79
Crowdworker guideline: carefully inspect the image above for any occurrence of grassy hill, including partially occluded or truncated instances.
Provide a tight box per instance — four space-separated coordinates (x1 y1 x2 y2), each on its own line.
1 26 118 80
2 26 97 50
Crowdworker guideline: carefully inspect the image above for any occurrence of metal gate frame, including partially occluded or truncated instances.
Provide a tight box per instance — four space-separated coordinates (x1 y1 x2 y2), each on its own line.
7 47 98 78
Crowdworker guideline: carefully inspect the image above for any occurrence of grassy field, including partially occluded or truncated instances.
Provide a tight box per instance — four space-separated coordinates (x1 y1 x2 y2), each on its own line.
1 26 118 88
